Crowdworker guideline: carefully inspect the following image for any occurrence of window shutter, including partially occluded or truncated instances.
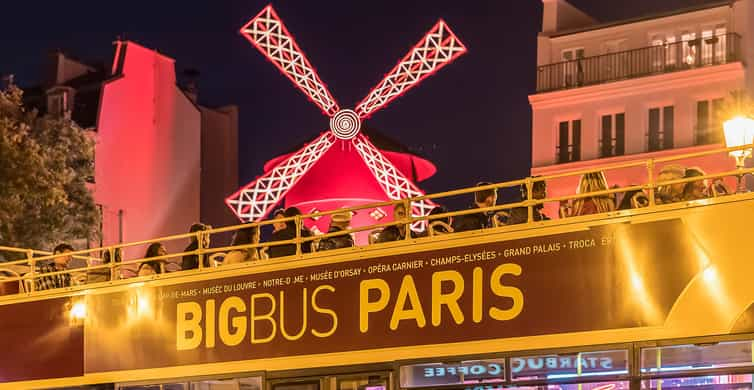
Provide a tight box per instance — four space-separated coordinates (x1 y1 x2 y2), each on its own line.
601 115 612 157
558 121 569 163
616 113 625 156
712 98 724 143
649 108 660 151
697 101 709 144
572 120 582 161
663 106 674 149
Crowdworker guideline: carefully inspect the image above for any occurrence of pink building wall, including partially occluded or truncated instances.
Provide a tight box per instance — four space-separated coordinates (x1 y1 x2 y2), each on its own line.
200 104 239 232
94 41 201 256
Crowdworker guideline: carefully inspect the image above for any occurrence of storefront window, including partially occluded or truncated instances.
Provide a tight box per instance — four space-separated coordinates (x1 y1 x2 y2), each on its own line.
273 381 320 390
510 350 629 381
400 360 505 388
641 341 754 373
191 377 263 390
120 385 186 390
512 380 630 390
336 374 389 390
641 374 752 390
118 377 262 390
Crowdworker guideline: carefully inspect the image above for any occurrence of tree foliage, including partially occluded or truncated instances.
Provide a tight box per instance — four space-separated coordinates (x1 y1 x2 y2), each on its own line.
0 86 99 253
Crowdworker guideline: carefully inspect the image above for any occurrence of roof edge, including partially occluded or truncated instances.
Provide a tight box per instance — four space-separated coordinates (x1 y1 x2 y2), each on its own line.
548 0 733 38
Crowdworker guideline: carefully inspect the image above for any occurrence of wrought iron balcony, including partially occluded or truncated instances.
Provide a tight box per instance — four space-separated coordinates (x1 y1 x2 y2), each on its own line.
536 33 741 93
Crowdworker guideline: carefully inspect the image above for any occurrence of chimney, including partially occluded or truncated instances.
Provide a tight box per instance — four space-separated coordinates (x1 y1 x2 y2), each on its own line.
1 74 14 90
183 68 200 103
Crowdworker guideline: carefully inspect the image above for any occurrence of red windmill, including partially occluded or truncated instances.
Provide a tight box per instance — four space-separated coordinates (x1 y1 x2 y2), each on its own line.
226 5 467 242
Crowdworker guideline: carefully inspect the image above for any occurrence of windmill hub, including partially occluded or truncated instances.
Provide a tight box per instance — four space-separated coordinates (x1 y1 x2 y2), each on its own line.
330 109 361 140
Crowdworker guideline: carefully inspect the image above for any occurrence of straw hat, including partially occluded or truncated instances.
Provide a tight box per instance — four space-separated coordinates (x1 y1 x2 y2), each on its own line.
658 164 685 182
684 166 706 178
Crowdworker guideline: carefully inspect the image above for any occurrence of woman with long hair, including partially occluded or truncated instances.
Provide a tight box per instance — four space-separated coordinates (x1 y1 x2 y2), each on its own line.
572 171 615 216
224 225 261 264
138 242 166 276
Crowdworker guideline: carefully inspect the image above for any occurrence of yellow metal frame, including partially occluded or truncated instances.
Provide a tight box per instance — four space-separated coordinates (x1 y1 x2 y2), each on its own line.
2 144 754 389
1 143 753 303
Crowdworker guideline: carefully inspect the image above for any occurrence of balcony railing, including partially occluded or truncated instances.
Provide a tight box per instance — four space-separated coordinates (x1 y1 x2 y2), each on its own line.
536 33 741 93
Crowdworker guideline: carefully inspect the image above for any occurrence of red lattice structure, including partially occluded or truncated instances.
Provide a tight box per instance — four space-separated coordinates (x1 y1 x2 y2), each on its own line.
227 4 467 230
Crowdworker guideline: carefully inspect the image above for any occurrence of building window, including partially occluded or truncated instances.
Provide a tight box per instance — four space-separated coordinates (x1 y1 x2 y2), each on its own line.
650 34 677 69
600 113 625 158
715 25 727 60
681 31 698 65
648 106 674 152
701 25 727 64
561 47 585 61
47 91 67 116
561 47 584 87
557 119 581 163
695 98 724 145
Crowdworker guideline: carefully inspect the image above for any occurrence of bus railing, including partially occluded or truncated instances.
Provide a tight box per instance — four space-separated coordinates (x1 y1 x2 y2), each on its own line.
1 143 753 297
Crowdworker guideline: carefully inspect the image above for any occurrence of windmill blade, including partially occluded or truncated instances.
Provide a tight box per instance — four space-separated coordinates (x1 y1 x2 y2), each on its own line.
241 5 340 116
351 134 435 231
226 132 335 221
354 20 467 119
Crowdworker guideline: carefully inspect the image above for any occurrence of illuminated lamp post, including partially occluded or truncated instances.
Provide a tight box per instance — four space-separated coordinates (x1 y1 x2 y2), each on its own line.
723 116 754 193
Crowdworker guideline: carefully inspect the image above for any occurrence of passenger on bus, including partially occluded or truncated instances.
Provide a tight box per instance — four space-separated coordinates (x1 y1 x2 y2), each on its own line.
88 247 122 283
683 167 708 201
617 188 649 210
318 211 354 251
138 243 167 276
427 206 454 236
224 225 261 264
571 171 615 216
452 182 498 232
35 243 74 291
181 223 211 270
506 179 550 225
710 178 733 197
377 203 420 242
268 207 313 258
271 209 287 232
656 164 685 204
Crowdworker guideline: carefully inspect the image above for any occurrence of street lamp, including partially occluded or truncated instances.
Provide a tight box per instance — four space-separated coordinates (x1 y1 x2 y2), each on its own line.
723 116 754 192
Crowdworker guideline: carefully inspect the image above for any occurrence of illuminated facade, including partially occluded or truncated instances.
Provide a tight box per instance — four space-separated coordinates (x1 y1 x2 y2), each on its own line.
530 0 754 217
24 42 238 255
227 6 466 239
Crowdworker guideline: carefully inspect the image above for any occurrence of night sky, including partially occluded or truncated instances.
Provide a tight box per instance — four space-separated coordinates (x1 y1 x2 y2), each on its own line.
0 0 715 202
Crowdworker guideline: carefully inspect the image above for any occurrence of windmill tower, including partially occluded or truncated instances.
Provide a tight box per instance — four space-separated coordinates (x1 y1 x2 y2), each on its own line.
226 5 467 242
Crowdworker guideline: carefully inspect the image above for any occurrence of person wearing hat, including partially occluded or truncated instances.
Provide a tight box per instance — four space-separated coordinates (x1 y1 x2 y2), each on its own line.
318 210 354 251
656 164 686 204
682 167 709 201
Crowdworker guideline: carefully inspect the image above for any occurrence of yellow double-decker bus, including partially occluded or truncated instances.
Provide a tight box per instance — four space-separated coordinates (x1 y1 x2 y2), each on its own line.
2 146 754 390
